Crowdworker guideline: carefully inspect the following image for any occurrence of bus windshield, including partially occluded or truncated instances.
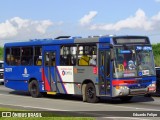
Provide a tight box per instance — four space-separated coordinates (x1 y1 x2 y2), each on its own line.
0 62 4 69
113 46 155 78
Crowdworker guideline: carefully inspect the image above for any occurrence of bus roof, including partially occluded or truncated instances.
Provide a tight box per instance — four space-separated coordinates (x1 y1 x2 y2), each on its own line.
4 38 74 47
4 35 149 47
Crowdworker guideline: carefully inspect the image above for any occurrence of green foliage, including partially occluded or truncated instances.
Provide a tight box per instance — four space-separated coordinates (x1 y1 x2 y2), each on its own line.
0 107 94 120
152 43 160 67
0 47 3 60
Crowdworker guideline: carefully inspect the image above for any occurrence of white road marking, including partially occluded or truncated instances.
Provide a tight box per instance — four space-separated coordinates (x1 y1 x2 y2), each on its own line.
0 102 68 111
92 102 160 111
0 93 160 111
0 103 151 120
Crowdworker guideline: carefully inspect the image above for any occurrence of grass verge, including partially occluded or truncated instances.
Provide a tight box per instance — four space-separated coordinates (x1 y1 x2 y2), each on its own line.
0 107 95 120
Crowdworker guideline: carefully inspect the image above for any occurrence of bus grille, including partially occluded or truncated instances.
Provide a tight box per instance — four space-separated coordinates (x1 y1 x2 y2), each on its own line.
129 88 147 95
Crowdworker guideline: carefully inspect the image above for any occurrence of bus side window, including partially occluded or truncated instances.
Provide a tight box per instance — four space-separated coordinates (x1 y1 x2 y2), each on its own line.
34 47 42 66
51 52 56 66
60 45 77 66
36 59 42 65
45 53 49 66
79 55 90 65
11 47 20 66
78 44 97 66
6 48 11 65
60 55 66 65
21 47 33 66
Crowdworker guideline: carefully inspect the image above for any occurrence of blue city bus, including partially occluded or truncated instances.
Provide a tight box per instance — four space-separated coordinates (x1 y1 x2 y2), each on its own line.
4 35 156 103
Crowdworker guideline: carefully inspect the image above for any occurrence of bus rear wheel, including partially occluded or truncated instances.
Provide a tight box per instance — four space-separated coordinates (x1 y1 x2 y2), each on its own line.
29 80 41 98
84 83 99 103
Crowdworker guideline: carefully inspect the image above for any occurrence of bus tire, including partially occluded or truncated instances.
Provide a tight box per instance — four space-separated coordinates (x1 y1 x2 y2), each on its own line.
82 84 87 102
119 96 132 102
29 80 41 98
85 83 99 103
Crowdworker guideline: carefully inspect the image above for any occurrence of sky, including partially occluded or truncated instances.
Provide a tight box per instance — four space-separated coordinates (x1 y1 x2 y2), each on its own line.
0 0 160 46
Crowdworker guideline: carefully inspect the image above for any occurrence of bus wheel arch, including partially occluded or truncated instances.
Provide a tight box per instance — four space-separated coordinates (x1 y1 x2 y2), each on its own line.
28 78 37 91
28 79 42 98
82 79 99 103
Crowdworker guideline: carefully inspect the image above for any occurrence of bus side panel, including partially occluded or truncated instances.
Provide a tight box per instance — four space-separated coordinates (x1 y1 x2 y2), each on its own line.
73 66 98 95
38 81 45 92
5 80 28 91
56 66 74 94
55 66 98 95
4 66 42 91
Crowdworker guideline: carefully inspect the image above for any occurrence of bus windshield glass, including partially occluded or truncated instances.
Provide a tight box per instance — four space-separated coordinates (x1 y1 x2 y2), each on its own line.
113 46 155 78
0 62 4 68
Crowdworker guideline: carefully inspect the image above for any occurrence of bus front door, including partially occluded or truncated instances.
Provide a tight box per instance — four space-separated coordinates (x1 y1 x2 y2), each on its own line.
43 51 57 92
99 49 111 95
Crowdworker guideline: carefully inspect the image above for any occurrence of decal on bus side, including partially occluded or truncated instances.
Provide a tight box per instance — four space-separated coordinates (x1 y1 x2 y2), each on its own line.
5 68 12 72
57 66 75 94
22 68 30 77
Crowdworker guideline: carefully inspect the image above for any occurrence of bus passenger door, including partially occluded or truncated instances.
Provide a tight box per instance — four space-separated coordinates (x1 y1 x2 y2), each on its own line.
98 49 111 95
44 51 57 92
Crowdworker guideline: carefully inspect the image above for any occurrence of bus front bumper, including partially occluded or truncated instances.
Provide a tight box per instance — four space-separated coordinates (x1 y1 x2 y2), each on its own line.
112 84 156 97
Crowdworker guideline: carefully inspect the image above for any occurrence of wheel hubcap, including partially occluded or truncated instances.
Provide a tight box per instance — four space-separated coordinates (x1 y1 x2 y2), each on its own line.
87 87 94 98
31 84 37 94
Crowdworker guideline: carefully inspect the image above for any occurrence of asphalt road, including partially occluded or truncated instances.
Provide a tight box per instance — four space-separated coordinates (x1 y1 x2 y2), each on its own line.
0 85 160 119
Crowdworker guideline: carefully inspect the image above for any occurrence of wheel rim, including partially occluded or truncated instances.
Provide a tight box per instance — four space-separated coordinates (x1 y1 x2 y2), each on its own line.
87 87 94 98
31 83 37 95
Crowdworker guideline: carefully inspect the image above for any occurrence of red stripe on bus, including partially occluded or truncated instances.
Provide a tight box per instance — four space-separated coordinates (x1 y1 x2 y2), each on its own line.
112 80 137 85
42 68 51 91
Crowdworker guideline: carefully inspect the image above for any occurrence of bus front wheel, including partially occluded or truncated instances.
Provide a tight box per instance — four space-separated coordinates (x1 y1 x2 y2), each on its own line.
29 80 41 98
84 83 99 103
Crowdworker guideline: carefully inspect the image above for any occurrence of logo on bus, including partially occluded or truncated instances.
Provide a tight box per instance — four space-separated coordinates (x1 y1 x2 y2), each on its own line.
62 70 65 76
61 70 72 76
22 68 30 77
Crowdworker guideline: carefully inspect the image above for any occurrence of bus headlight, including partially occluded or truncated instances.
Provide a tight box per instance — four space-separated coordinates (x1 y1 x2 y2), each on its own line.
148 83 156 92
115 86 129 96
115 86 129 90
149 83 156 87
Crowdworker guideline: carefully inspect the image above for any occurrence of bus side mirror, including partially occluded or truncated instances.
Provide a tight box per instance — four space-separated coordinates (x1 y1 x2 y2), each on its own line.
111 48 115 61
